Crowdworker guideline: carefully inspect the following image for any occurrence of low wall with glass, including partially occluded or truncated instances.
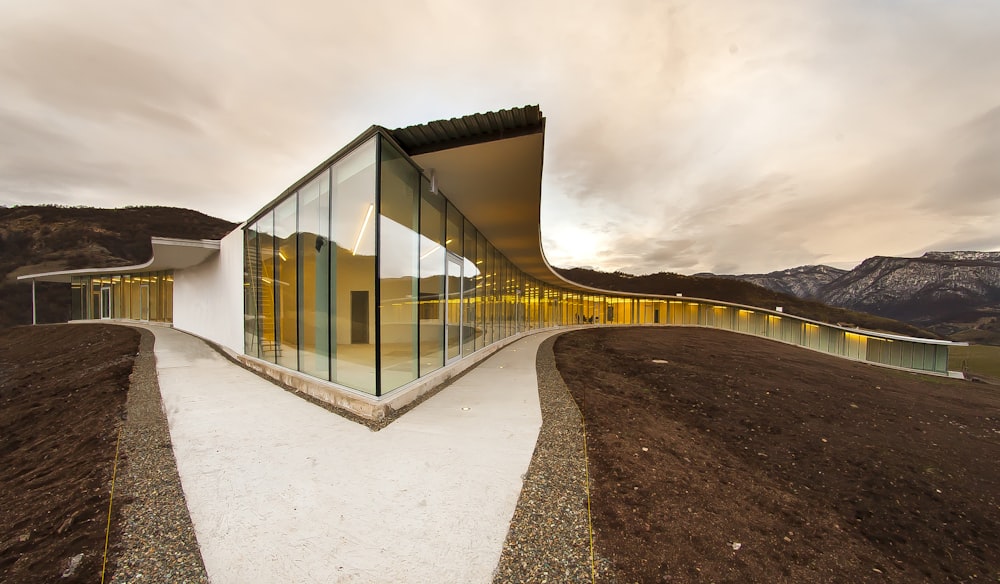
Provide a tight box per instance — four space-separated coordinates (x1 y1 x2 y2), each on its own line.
71 271 174 322
241 129 955 402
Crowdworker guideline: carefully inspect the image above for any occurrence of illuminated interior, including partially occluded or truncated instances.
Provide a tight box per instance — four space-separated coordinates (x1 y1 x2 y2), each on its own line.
70 271 174 322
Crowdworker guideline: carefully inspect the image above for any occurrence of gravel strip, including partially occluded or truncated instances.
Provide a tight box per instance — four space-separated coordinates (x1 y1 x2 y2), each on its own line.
493 335 617 584
109 328 209 584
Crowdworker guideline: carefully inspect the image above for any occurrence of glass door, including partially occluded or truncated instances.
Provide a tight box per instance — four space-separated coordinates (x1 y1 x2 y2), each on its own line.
445 254 463 362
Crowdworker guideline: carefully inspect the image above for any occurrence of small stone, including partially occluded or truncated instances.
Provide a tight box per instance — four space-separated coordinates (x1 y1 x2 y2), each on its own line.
62 553 83 578
731 542 742 551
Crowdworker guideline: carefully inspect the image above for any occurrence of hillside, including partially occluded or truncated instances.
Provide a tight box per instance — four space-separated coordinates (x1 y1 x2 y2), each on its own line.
727 252 1000 345
0 205 236 328
555 267 935 339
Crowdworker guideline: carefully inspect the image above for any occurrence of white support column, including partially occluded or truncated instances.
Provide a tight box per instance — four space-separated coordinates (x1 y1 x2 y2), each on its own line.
31 278 37 325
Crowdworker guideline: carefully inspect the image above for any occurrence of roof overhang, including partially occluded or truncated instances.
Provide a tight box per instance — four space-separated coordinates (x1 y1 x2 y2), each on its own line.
16 237 221 283
389 106 575 289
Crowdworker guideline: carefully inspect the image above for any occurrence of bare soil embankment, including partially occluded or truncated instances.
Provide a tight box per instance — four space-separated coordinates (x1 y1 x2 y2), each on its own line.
556 327 1000 583
0 324 138 583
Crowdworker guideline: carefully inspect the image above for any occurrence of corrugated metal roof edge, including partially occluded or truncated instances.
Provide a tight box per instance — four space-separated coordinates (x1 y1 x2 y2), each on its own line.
390 105 544 156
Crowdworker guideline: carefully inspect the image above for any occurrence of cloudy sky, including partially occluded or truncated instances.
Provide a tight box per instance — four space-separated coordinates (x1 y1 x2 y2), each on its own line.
1 0 998 275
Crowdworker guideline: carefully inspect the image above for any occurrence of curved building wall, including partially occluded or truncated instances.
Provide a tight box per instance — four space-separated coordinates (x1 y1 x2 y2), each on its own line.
173 228 245 353
241 129 955 402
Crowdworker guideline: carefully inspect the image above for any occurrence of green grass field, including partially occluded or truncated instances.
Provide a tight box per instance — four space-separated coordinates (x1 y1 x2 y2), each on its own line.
949 344 1000 382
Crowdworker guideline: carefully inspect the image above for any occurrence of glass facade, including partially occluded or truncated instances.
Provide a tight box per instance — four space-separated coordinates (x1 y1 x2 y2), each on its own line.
70 271 173 322
240 130 952 397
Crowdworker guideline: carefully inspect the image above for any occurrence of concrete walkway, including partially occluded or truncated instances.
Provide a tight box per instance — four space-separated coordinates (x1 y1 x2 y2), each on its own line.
147 326 553 584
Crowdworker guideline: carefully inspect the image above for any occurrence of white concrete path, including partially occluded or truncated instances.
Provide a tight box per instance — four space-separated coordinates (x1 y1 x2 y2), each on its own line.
147 326 552 584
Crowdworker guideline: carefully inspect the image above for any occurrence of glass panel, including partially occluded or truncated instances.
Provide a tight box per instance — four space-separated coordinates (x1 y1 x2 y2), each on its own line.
130 276 141 321
71 277 83 320
112 276 122 319
101 286 111 319
484 242 495 345
462 219 477 355
500 258 510 339
122 276 131 320
163 272 173 322
446 254 463 360
331 138 377 394
257 213 278 364
244 228 259 357
90 277 100 320
275 195 299 370
139 283 149 321
419 178 446 376
446 201 462 256
379 138 420 392
150 274 160 321
297 170 331 380
475 231 486 350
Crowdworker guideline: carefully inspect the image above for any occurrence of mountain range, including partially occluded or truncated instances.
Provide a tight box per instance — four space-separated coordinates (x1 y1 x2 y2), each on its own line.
721 251 1000 344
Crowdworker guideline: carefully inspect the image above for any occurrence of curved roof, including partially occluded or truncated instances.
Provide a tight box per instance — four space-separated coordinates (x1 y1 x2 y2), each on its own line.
390 105 544 155
388 106 577 289
16 237 220 283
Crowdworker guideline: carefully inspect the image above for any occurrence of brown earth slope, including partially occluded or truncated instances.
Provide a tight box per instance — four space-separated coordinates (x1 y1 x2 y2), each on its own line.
556 327 999 583
0 324 140 583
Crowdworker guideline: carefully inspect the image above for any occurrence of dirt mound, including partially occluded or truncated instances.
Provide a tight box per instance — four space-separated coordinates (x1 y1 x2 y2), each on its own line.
0 324 139 583
556 327 1000 583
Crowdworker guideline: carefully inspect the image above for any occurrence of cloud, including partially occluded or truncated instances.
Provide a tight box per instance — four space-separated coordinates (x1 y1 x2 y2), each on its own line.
1 0 999 272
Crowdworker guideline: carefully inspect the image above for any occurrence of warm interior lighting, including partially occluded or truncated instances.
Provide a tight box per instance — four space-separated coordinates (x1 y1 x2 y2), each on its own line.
445 238 453 245
352 204 374 255
278 250 288 262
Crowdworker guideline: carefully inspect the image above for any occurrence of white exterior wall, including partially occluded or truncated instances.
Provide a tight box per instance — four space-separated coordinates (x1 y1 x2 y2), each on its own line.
173 228 245 353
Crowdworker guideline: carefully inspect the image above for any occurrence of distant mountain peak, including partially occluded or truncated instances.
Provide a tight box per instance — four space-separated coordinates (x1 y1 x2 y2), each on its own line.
726 250 1000 344
920 250 1000 262
728 264 847 299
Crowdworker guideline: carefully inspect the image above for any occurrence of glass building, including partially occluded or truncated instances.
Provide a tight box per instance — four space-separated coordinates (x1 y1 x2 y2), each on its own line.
237 107 954 400
18 106 960 416
70 271 174 322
